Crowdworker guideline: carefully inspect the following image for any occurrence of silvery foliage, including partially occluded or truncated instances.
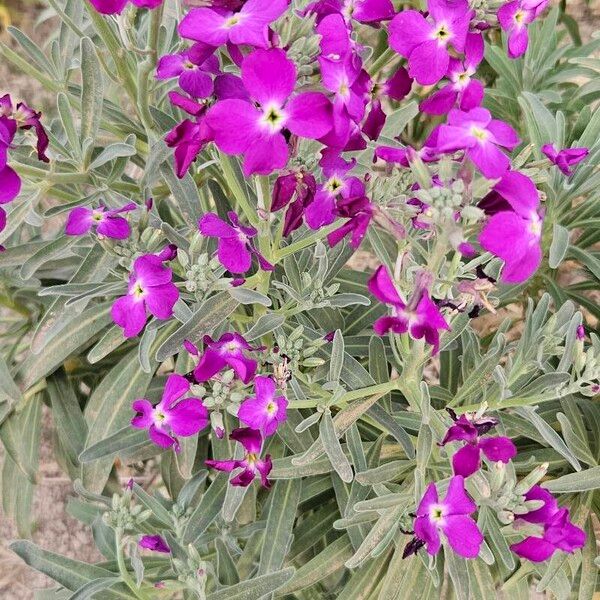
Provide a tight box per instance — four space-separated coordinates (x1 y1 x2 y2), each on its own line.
0 1 599 599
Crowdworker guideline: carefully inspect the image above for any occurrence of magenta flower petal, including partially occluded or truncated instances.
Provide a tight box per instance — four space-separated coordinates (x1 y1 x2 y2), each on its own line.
96 216 131 239
367 265 404 307
487 119 520 150
88 0 128 14
408 40 449 86
131 399 154 429
111 295 147 338
241 48 296 107
139 535 170 554
501 243 542 284
444 475 477 514
242 134 289 176
142 283 178 320
218 237 253 273
65 207 94 236
353 0 395 23
388 10 433 57
286 92 333 139
148 424 177 448
168 398 209 436
0 166 21 203
421 85 459 116
468 140 511 179
156 54 186 79
179 70 214 99
230 427 263 454
193 349 227 382
206 99 259 155
205 459 239 472
520 485 558 524
161 373 190 408
225 355 258 384
452 444 481 478
199 212 237 237
511 537 556 562
178 8 230 47
134 255 172 286
442 515 484 558
478 436 517 463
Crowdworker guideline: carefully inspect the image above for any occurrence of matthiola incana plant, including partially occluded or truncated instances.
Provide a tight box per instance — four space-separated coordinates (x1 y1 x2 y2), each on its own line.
0 0 599 598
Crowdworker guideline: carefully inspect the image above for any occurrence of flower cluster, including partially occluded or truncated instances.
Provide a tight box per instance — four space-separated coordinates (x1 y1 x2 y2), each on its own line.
0 94 48 244
403 408 585 562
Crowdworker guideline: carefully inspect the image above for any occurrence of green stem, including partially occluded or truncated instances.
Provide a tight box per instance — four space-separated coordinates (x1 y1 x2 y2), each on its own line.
274 224 339 261
339 379 401 404
115 529 149 600
220 153 259 227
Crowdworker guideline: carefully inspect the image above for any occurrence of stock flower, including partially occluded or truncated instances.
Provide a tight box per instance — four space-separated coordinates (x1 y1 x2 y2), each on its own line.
111 254 179 338
205 427 272 487
305 0 395 24
156 44 219 99
436 108 519 178
541 143 589 176
131 374 208 450
368 265 449 354
139 535 171 554
165 117 213 178
206 49 332 176
479 171 543 283
193 332 258 384
198 211 273 273
271 170 317 237
178 0 288 49
88 0 163 15
409 475 483 559
420 33 484 116
389 0 472 85
510 486 585 562
65 203 136 239
498 0 549 59
327 194 374 249
238 376 288 436
440 412 516 478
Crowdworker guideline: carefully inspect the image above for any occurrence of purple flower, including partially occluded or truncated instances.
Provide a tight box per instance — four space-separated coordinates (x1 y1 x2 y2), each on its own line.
440 412 516 478
436 108 520 179
420 33 484 115
478 171 543 283
178 0 288 49
498 0 549 59
205 48 332 176
375 127 440 167
1 96 49 163
305 0 395 24
131 374 208 450
88 0 163 15
165 116 213 178
65 203 136 239
198 211 273 274
408 475 483 559
327 194 374 249
271 170 317 237
510 486 585 562
541 143 589 177
389 0 473 85
139 535 171 554
238 376 288 436
193 332 258 384
368 265 450 354
157 43 219 99
111 254 179 338
206 427 272 487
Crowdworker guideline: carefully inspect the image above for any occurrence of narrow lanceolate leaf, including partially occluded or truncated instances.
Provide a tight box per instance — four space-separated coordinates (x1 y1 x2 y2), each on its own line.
79 37 103 144
329 330 345 383
18 302 113 390
78 426 149 463
275 535 353 596
542 466 600 493
548 223 570 269
9 541 128 599
320 410 354 483
156 292 239 361
183 473 229 544
207 568 295 600
82 349 155 493
66 577 119 600
258 479 302 575
0 354 23 425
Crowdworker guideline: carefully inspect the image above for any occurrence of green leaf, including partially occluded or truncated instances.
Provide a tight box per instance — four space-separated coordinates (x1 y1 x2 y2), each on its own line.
183 473 229 544
156 292 239 361
258 478 302 575
244 313 286 341
329 330 344 383
89 142 137 169
208 568 295 600
82 349 155 493
10 541 128 598
320 410 354 483
66 577 119 600
79 37 103 146
549 223 570 269
20 236 77 280
542 466 600 492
